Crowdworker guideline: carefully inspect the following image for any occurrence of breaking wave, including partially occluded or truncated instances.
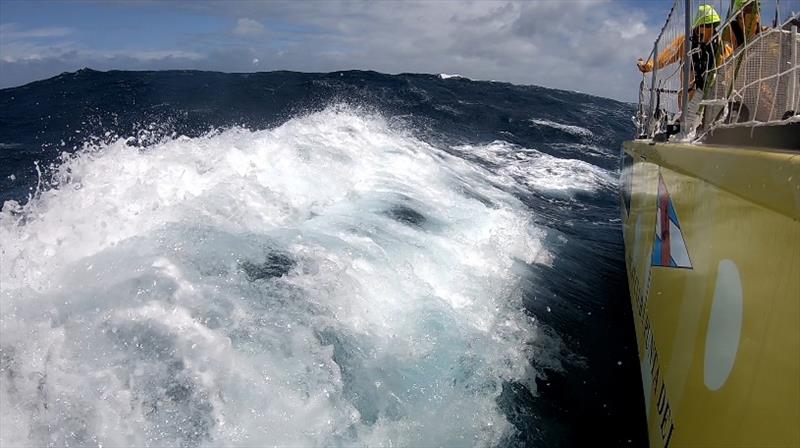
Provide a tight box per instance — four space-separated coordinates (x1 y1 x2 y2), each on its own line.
530 119 594 138
451 141 615 196
1 107 557 447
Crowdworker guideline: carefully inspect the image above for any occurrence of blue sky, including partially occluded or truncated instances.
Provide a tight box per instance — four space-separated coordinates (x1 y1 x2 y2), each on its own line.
0 1 678 100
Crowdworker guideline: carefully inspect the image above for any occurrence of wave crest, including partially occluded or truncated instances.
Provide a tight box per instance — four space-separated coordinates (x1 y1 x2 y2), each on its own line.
1 106 549 447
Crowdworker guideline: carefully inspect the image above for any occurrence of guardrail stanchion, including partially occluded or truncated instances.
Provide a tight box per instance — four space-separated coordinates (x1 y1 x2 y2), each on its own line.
681 0 691 137
791 25 798 116
648 40 659 137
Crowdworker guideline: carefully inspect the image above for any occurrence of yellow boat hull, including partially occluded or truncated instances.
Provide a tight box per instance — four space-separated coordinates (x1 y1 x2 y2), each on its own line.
621 140 800 448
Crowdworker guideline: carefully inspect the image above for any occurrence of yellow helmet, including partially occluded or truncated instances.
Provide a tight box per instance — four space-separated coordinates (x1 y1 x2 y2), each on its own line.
733 0 760 13
693 4 722 27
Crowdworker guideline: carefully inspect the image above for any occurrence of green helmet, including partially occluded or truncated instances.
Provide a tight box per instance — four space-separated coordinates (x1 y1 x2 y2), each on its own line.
693 4 722 27
733 0 760 13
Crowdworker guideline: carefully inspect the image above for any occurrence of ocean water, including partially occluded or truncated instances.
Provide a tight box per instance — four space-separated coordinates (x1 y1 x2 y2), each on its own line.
0 69 646 447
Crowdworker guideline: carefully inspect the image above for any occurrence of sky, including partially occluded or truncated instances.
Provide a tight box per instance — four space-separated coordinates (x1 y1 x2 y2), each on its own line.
0 0 676 101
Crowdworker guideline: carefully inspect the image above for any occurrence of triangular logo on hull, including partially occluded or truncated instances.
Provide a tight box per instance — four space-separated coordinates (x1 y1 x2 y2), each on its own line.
651 174 692 269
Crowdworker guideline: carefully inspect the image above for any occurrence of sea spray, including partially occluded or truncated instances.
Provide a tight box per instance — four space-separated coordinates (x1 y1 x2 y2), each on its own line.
1 106 551 447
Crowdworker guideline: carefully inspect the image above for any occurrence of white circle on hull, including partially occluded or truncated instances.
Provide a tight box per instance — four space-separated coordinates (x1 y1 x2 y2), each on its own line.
704 259 743 391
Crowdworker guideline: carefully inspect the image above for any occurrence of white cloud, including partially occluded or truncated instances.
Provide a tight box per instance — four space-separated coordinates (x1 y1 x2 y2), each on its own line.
209 1 651 100
604 19 648 40
0 1 656 100
233 18 265 36
0 42 202 64
0 23 74 39
0 42 77 63
123 50 204 61
0 23 203 67
0 24 77 62
209 0 653 100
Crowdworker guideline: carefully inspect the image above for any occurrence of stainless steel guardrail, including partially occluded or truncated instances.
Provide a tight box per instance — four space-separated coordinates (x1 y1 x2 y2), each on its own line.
635 0 799 142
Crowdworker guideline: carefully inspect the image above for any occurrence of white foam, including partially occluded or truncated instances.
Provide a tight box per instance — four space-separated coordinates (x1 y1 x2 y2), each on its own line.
1 106 548 447
438 73 464 80
530 119 593 138
452 140 614 195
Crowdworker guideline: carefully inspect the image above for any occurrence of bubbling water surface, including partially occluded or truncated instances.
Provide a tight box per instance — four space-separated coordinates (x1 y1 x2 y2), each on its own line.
1 107 555 447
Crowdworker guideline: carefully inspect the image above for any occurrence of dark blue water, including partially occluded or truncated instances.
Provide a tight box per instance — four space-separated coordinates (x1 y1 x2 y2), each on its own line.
0 69 646 447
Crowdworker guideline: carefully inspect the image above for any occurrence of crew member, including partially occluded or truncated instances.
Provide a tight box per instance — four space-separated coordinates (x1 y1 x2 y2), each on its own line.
636 5 733 98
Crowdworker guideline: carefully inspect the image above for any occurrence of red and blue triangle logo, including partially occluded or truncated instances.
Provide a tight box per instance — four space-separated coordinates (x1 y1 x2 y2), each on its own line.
651 174 692 269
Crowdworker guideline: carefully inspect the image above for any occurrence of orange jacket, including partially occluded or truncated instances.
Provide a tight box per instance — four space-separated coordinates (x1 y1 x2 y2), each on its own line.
639 35 686 73
638 33 733 74
721 12 761 49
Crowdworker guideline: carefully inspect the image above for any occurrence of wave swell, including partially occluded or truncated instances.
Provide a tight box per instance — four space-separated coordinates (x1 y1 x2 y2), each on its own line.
1 107 552 447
